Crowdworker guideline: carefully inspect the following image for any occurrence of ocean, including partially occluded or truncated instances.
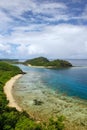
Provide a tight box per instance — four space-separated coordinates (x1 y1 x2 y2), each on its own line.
13 59 87 124
14 59 87 100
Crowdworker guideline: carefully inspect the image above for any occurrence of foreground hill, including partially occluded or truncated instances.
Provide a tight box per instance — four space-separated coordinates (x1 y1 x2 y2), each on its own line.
0 61 65 130
0 62 22 73
0 59 18 62
24 57 72 68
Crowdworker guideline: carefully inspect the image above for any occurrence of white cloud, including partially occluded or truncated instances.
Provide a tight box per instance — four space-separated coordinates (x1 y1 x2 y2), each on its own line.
0 0 87 59
32 2 67 14
0 0 85 25
0 24 87 59
28 44 45 55
0 43 11 54
0 10 13 31
0 0 67 18
0 0 85 31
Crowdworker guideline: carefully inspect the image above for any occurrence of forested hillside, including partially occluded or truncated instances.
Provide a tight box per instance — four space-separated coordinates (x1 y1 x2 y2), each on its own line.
0 62 65 130
24 57 72 68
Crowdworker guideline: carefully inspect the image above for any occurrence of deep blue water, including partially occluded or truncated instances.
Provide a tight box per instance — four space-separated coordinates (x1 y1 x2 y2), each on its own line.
16 60 87 100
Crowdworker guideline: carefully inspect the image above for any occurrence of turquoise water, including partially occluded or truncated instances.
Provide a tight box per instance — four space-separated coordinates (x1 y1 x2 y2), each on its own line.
13 60 87 127
15 60 87 100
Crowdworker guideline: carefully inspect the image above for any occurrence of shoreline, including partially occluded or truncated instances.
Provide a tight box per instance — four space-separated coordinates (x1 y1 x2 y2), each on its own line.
28 64 87 69
28 64 56 69
4 74 23 112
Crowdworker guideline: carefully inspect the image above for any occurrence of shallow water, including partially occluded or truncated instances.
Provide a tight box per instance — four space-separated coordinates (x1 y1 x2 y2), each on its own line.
14 63 87 100
13 60 87 129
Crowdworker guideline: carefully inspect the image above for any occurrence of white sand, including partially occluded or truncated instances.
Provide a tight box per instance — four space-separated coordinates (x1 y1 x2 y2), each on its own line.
28 64 53 68
4 74 23 112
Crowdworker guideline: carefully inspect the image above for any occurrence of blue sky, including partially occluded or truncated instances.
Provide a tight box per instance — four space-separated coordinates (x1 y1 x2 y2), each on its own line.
0 0 87 59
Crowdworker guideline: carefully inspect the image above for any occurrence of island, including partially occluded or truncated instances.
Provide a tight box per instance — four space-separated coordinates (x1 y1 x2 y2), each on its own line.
24 57 72 68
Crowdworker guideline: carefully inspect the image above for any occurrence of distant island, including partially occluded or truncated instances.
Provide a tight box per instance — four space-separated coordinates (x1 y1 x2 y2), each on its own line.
24 57 72 68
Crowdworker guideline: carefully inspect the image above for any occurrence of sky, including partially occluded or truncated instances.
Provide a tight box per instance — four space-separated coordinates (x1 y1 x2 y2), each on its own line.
0 0 87 59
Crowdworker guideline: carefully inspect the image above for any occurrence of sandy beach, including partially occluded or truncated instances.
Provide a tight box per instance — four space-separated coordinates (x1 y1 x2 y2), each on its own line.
4 74 23 112
28 64 53 69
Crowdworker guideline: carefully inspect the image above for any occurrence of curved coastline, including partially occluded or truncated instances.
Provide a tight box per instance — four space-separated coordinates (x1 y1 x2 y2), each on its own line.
4 74 23 112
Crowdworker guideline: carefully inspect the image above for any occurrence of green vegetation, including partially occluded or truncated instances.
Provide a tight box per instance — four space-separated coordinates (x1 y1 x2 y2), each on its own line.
0 59 19 64
0 61 65 130
24 57 72 68
25 57 49 66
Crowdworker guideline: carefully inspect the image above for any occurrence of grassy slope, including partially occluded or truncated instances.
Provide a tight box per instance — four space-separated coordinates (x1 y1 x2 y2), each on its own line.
0 61 65 130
